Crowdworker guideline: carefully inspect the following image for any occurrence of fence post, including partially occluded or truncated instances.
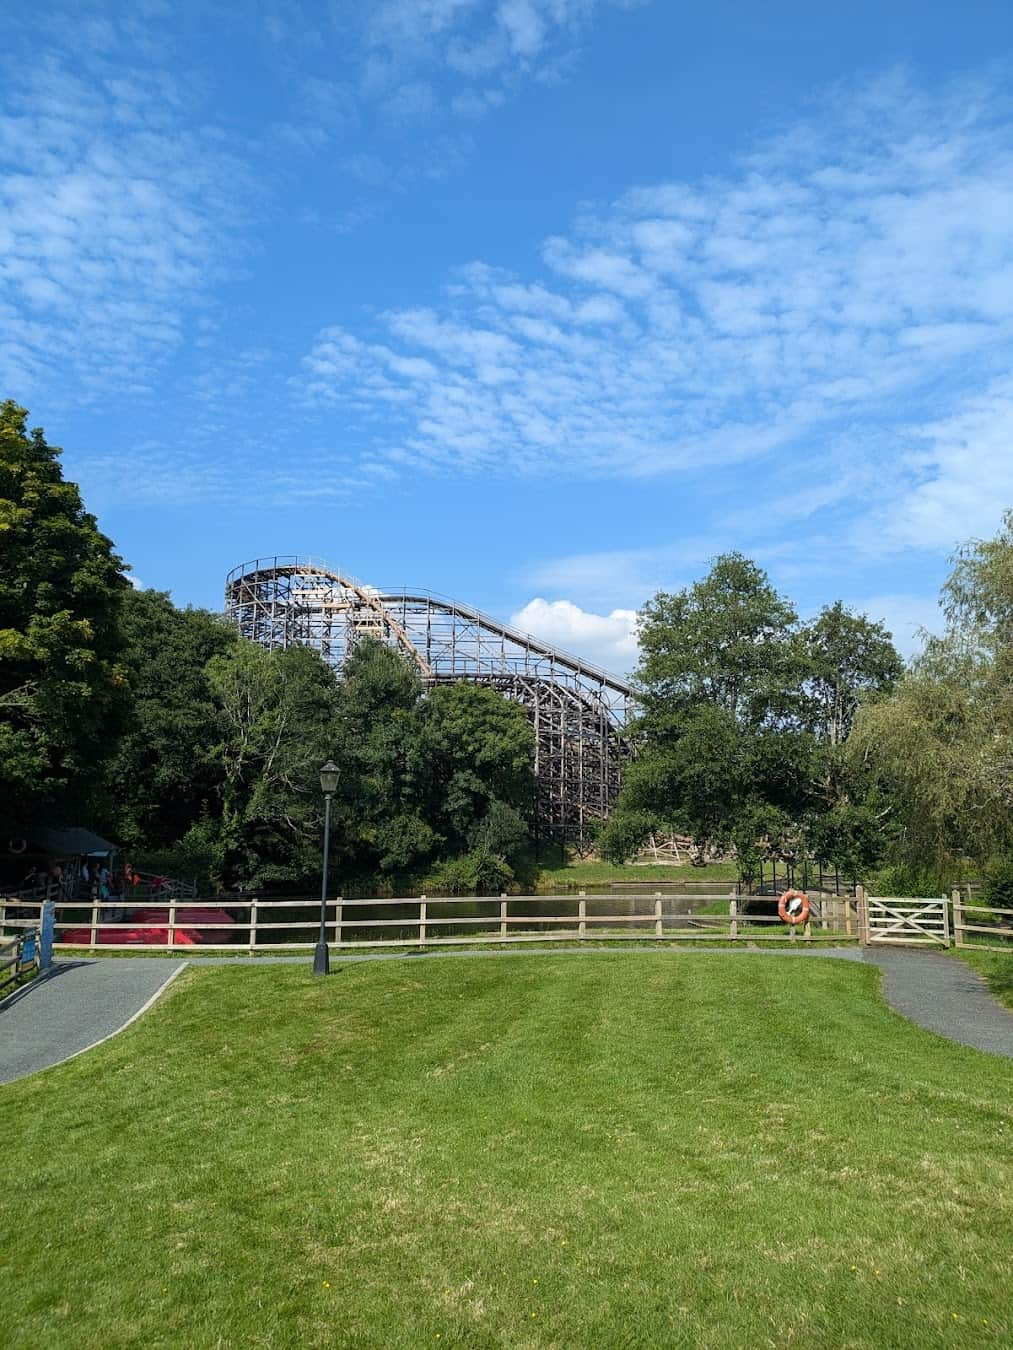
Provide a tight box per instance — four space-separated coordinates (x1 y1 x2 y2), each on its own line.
952 888 964 948
655 895 663 939
578 896 586 940
249 897 258 955
729 897 738 940
855 885 868 945
500 893 508 940
334 895 343 949
89 894 98 950
168 900 177 952
941 891 951 946
419 895 427 946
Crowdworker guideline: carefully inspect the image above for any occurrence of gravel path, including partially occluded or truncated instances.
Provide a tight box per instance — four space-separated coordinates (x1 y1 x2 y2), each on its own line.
1 944 1010 1084
0 958 186 1084
861 947 1013 1057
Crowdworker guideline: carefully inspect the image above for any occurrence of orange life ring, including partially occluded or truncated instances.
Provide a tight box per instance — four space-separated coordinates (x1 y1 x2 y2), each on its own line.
778 890 810 925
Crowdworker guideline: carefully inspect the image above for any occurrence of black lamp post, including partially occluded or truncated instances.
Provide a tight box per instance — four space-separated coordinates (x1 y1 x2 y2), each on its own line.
314 760 340 976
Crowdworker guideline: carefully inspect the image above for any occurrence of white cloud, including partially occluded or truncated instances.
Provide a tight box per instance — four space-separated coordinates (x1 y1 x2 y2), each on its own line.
510 597 639 673
296 72 1013 551
0 39 246 400
866 375 1013 554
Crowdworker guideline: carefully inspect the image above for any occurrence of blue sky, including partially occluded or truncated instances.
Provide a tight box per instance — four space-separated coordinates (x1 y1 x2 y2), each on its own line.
3 1 1013 672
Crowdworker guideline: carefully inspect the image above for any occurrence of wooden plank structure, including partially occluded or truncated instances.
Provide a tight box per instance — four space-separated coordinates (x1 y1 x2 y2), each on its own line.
224 557 633 843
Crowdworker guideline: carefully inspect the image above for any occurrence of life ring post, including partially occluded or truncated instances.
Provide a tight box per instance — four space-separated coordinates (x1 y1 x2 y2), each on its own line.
778 889 810 928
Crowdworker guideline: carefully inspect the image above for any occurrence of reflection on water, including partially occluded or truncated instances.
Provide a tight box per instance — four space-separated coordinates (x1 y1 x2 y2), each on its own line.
334 893 738 944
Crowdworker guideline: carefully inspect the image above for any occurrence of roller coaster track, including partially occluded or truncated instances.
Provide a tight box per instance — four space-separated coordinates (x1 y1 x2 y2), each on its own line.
224 556 633 840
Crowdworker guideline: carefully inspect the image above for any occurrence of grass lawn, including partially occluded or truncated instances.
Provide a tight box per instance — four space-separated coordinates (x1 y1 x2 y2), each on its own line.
533 859 739 889
2 954 1012 1348
958 949 1013 1010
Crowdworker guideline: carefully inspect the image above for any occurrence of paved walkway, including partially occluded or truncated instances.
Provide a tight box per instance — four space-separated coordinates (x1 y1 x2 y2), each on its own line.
1 946 1010 1084
861 947 1013 1057
0 958 185 1084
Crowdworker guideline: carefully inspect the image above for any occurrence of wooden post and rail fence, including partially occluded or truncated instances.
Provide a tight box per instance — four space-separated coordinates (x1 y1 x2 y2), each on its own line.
1 889 1009 956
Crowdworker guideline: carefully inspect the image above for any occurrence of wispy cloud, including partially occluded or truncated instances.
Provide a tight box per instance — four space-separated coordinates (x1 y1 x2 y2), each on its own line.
297 71 1013 547
0 27 247 401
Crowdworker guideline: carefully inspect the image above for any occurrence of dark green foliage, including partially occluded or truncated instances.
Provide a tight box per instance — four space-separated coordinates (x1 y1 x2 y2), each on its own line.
636 552 799 726
206 641 343 888
611 554 902 874
331 642 536 890
984 856 1013 911
103 588 237 848
798 601 904 745
596 809 659 865
0 401 129 828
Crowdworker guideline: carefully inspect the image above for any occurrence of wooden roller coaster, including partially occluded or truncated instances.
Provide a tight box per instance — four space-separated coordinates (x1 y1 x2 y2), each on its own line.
224 557 633 842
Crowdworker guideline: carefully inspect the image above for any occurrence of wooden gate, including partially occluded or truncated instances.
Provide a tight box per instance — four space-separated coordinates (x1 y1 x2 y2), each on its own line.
861 893 950 947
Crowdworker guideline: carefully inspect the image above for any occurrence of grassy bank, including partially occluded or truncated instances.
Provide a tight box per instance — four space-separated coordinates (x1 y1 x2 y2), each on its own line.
2 954 1011 1347
532 858 739 890
958 948 1013 1010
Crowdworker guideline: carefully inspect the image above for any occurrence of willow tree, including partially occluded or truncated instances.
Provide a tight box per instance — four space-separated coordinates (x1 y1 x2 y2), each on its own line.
852 514 1013 871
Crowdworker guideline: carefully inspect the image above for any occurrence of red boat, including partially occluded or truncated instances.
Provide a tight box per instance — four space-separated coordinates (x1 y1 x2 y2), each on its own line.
61 906 235 947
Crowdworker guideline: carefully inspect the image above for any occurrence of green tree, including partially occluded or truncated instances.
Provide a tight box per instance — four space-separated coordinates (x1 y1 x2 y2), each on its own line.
205 641 342 887
0 400 129 829
636 552 799 727
419 682 534 856
103 588 237 849
607 556 901 873
851 515 1013 873
331 643 536 888
850 634 1009 869
798 602 904 745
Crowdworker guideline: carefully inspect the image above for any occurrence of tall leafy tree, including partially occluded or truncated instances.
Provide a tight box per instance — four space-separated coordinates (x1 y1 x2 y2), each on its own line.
636 552 799 727
205 641 342 887
601 555 900 873
103 588 238 848
419 681 534 858
0 400 129 830
331 641 536 886
853 516 1013 871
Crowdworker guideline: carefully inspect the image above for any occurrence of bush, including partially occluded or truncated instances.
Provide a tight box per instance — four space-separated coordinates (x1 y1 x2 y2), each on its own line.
868 862 954 897
420 850 515 896
984 856 1013 909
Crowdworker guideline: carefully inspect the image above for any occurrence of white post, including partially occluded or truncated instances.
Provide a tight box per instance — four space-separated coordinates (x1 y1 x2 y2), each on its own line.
334 896 343 949
419 896 427 946
500 894 508 940
729 898 738 940
578 897 586 940
168 900 177 952
249 897 258 955
655 895 663 939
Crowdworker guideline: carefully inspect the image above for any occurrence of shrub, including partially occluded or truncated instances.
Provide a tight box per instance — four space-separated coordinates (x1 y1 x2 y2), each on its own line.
984 856 1013 910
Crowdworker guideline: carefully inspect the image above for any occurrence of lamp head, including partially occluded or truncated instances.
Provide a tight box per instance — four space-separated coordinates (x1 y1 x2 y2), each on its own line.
319 760 340 795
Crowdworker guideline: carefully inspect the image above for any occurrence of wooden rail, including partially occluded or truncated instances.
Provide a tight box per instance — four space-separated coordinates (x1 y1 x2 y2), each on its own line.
0 928 40 997
0 892 860 954
952 894 1013 952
